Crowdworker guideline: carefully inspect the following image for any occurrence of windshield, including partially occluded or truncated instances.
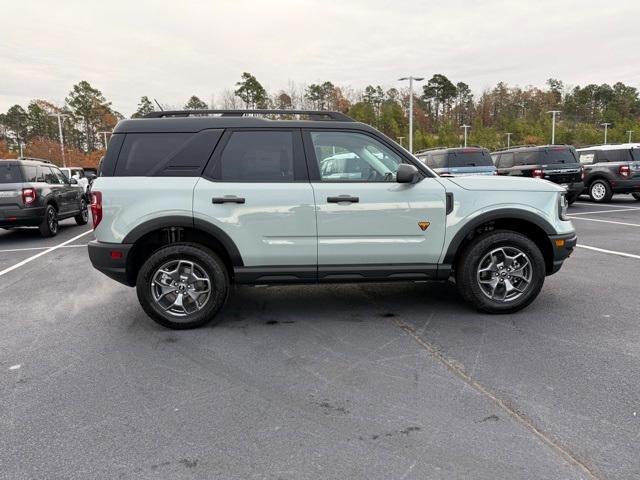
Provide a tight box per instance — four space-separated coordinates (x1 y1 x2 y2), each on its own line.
447 150 493 168
0 164 23 183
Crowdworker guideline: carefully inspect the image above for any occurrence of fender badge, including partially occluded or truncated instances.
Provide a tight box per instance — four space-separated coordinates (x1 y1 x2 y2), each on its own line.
418 221 430 231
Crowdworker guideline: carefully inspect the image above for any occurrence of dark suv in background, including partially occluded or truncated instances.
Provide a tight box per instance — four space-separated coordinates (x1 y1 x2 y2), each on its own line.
415 147 496 176
576 144 640 203
0 158 89 237
492 145 584 204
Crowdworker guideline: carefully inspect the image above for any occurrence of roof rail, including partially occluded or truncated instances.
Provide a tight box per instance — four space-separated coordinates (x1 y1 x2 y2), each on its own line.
18 156 52 164
143 109 354 122
492 144 539 153
414 147 449 154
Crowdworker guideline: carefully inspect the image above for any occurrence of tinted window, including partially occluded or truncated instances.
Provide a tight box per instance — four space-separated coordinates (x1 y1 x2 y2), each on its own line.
430 153 447 169
540 148 578 164
310 131 403 182
220 131 294 182
447 150 493 168
498 153 514 168
597 149 631 163
116 133 192 176
53 168 68 184
632 149 640 161
514 151 539 165
0 164 22 183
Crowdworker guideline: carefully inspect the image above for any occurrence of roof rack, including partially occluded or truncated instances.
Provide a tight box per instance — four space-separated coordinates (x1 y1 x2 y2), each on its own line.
18 157 52 164
414 147 449 154
492 144 539 153
143 109 354 122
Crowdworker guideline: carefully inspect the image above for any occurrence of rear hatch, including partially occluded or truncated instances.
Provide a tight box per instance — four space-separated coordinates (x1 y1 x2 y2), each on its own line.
441 148 496 176
0 162 24 212
539 147 582 184
630 149 640 177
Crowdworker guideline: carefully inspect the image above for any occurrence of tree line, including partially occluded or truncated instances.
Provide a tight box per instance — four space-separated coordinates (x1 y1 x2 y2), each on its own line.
2 73 640 166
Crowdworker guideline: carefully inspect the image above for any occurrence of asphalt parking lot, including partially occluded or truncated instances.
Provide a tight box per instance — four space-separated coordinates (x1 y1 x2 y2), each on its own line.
1 198 639 480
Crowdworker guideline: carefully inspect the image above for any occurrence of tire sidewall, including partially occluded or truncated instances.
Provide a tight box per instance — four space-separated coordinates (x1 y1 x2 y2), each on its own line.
75 199 89 225
589 180 611 203
136 243 229 329
40 205 58 237
457 231 546 313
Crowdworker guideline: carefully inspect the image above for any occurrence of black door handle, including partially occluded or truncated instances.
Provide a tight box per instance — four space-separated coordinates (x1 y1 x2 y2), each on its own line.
212 196 245 204
327 195 359 203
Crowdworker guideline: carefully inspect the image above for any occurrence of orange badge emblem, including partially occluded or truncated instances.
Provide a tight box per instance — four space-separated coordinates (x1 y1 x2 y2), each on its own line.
418 221 430 231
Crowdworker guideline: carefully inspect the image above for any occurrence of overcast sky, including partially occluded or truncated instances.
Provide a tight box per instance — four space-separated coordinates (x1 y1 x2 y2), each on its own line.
1 0 639 116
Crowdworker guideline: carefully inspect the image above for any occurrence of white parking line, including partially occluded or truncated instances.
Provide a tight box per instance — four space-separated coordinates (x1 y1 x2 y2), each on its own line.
0 229 93 277
0 244 88 254
577 244 640 260
573 201 639 209
568 207 640 215
568 217 640 227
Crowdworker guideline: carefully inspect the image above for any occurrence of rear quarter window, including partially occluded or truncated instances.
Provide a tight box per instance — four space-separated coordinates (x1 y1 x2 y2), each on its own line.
514 151 539 166
579 152 595 164
0 164 23 183
447 150 493 168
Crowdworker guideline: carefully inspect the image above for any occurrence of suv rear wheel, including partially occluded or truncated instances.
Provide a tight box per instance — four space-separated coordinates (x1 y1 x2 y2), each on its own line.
456 230 546 314
589 179 613 203
39 204 58 237
136 243 229 329
75 198 89 225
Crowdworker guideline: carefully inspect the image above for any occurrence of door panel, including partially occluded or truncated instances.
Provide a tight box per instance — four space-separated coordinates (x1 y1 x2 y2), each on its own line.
312 179 446 265
193 181 316 266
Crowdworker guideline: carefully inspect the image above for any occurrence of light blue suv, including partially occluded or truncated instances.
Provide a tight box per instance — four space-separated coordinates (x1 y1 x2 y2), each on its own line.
88 109 576 329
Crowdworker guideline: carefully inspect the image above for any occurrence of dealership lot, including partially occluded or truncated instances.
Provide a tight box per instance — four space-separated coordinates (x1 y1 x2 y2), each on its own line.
1 199 639 480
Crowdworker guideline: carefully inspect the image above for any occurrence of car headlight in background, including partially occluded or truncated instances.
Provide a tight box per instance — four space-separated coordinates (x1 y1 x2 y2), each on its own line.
559 193 569 220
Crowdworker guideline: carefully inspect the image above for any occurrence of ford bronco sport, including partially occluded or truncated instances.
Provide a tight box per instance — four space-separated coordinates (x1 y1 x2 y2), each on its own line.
87 110 576 329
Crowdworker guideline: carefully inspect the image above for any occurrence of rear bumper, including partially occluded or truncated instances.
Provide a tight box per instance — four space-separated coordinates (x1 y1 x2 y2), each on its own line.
547 233 577 275
0 206 45 227
88 240 133 286
564 182 584 195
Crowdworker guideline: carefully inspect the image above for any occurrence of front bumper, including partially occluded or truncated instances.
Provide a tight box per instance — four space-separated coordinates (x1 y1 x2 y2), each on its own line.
0 206 45 227
88 240 133 286
547 232 577 275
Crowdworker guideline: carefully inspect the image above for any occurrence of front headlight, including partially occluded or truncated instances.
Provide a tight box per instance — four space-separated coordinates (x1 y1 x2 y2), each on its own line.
558 193 569 220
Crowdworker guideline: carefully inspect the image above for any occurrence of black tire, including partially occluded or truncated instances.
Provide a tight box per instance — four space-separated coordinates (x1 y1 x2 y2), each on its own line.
136 243 229 329
455 230 546 314
75 199 89 225
588 179 613 203
39 204 58 237
632 193 640 201
566 192 579 205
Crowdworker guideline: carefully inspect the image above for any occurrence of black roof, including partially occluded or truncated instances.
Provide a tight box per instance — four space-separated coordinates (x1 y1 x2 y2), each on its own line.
415 146 488 155
114 109 363 134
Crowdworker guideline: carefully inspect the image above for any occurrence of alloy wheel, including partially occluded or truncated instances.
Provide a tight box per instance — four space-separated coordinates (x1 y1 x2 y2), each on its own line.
150 259 212 317
476 246 533 302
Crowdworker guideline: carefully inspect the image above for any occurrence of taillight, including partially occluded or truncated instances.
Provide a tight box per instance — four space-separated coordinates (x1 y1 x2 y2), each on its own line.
21 188 37 205
619 165 630 177
91 191 102 229
532 169 544 179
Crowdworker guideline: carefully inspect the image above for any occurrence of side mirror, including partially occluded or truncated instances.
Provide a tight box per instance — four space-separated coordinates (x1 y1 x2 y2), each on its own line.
396 164 420 184
69 178 78 185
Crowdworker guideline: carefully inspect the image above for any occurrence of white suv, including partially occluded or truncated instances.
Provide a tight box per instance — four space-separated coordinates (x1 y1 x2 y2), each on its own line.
88 110 576 329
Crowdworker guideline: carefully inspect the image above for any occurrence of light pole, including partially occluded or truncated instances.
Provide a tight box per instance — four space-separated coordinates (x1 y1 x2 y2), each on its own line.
460 124 470 147
397 136 405 148
506 132 512 148
601 123 611 144
547 110 561 145
627 130 634 143
98 131 111 150
398 76 424 153
49 113 70 167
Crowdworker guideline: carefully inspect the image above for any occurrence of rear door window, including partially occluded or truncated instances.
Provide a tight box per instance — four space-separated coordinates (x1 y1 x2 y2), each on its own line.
218 131 295 182
22 166 38 182
431 154 446 169
498 153 514 168
0 164 23 183
44 167 61 184
514 151 539 166
579 151 595 164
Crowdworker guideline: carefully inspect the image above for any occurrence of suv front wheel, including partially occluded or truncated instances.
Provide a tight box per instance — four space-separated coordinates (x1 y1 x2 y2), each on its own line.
456 230 546 314
136 243 229 329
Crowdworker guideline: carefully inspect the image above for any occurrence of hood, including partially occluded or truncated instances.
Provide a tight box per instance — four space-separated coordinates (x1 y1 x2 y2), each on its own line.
446 176 565 192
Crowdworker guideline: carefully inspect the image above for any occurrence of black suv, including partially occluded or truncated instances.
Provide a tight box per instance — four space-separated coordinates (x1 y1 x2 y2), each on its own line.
415 147 496 176
576 144 640 203
492 145 584 204
0 158 89 237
